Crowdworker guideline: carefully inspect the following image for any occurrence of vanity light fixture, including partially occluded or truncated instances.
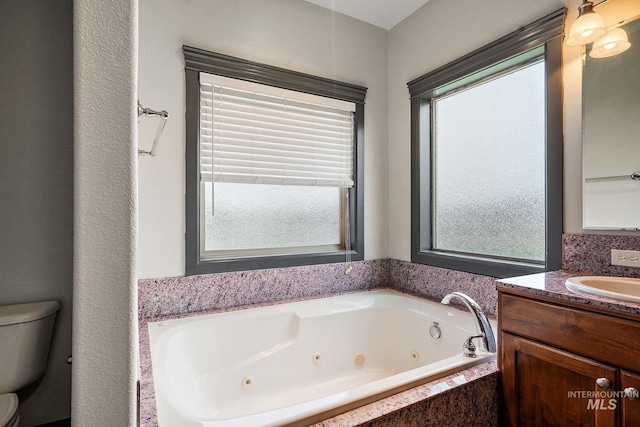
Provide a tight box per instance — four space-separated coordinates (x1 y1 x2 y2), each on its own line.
566 1 632 59
566 0 607 46
589 26 631 58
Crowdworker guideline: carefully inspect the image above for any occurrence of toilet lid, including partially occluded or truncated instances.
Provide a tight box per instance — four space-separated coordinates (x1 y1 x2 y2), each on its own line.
0 394 18 427
0 301 59 326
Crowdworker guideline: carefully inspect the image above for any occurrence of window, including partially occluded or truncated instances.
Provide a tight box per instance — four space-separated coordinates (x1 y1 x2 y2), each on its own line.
408 10 564 278
184 47 366 275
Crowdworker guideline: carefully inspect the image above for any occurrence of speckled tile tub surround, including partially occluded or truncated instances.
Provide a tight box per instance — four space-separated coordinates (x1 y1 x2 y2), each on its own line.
138 258 499 320
138 259 391 319
388 259 499 316
138 234 640 321
138 259 500 427
310 362 498 427
140 232 640 322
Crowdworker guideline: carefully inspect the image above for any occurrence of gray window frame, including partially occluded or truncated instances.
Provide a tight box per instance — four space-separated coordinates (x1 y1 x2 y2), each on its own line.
184 46 366 275
408 9 565 278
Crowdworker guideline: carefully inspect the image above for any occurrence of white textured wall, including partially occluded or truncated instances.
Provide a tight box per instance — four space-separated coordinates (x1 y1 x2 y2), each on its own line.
387 0 588 261
137 0 389 279
73 0 137 425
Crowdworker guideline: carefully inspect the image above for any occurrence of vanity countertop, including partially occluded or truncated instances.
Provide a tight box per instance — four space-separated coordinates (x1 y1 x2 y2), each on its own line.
496 270 640 318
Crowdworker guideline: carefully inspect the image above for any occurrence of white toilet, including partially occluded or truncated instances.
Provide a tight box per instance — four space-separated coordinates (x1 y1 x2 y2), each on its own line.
0 301 60 427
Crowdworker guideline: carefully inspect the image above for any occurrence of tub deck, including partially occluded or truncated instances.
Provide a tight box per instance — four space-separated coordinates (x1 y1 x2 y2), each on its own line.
138 289 499 426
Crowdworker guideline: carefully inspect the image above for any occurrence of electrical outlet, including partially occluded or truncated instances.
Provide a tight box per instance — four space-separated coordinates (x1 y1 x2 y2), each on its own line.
611 249 640 267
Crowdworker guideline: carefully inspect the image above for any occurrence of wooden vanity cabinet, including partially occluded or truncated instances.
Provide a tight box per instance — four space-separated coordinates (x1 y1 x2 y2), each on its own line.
498 291 640 427
621 370 640 426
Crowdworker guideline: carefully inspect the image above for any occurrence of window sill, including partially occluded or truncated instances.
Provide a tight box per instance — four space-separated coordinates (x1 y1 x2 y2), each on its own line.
412 250 548 279
187 249 363 275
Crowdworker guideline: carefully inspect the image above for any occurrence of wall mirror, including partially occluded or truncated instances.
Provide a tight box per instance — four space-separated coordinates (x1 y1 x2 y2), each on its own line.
582 15 640 230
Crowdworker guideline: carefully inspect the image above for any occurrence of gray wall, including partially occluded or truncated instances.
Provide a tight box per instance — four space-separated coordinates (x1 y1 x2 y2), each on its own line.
0 0 73 425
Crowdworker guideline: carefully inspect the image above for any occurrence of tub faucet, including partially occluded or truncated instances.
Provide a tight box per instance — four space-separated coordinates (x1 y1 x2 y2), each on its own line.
441 292 496 353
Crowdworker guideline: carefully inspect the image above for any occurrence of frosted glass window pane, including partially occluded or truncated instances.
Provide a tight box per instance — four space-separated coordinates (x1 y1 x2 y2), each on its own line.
204 182 341 252
432 62 546 262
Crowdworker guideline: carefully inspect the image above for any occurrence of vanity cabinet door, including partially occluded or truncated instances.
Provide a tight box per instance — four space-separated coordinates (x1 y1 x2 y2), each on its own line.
621 370 640 427
502 333 618 427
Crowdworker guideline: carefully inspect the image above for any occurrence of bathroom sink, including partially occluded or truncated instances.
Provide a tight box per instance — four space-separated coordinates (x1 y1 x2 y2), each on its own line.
565 276 640 303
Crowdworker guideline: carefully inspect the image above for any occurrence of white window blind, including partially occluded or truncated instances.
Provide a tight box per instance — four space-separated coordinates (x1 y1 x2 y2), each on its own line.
199 73 355 187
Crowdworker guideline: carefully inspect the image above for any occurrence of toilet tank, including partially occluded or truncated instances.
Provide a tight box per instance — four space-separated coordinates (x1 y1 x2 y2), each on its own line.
0 301 59 394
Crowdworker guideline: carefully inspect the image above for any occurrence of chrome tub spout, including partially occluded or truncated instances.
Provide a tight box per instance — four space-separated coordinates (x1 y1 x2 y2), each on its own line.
441 292 496 353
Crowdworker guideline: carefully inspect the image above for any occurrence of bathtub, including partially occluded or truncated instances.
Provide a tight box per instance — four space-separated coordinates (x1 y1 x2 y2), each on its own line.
148 289 496 426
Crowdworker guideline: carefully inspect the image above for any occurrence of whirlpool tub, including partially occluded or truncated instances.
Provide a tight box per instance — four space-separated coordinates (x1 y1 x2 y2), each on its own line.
148 289 496 426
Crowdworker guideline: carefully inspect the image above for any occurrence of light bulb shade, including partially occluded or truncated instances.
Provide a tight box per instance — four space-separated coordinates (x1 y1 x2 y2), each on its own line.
566 2 607 46
589 28 631 58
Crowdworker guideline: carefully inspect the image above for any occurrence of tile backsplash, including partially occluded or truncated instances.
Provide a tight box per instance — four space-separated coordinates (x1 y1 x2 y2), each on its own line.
138 233 640 320
563 233 640 278
138 259 390 319
138 258 498 319
388 259 498 315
